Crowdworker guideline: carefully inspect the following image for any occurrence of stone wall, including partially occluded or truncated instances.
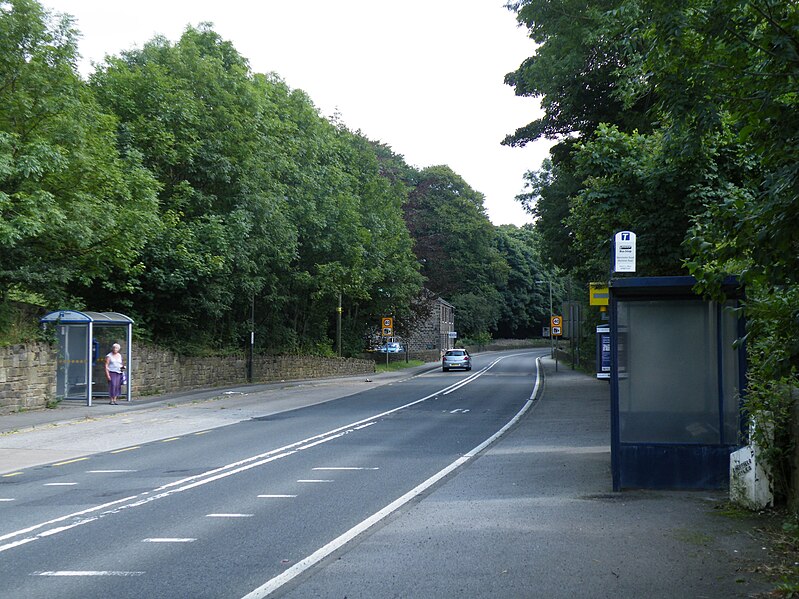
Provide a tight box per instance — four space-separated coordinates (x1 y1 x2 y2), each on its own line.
130 343 375 396
0 343 57 414
0 342 375 414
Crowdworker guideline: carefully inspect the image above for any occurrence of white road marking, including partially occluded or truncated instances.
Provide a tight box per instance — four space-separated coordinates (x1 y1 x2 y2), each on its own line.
87 470 137 473
240 355 543 599
297 480 333 483
312 467 379 471
0 352 535 555
36 571 144 577
142 538 196 543
206 514 253 518
43 483 77 486
0 498 15 502
257 495 296 498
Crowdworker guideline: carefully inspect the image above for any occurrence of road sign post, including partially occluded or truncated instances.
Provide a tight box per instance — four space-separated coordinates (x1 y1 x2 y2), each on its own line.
550 315 563 371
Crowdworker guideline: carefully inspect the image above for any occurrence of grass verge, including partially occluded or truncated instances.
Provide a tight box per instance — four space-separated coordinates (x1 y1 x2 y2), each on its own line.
374 359 426 374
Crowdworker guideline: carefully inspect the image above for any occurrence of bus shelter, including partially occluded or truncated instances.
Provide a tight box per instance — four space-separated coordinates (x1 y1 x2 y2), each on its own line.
40 310 133 406
609 277 746 490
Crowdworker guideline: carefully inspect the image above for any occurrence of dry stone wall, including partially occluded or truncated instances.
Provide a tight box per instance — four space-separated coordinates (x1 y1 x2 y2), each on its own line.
0 342 374 414
0 343 57 414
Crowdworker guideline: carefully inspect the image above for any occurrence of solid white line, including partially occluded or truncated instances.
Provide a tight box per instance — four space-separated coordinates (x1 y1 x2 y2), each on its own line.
0 353 531 554
0 498 15 502
36 571 144 577
44 483 77 486
206 514 253 518
142 538 196 543
240 356 543 599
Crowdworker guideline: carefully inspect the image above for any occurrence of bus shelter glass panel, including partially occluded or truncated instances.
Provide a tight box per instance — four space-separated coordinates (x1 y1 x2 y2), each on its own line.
56 324 90 400
616 299 740 445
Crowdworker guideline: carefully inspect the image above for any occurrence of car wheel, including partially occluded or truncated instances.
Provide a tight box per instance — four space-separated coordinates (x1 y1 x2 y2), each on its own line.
467 366 472 371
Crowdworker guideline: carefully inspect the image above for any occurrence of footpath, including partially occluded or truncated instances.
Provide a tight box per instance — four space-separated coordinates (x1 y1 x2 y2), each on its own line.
0 355 782 597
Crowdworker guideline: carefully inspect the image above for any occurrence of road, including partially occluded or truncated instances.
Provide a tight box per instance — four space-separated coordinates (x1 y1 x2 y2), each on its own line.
0 349 544 598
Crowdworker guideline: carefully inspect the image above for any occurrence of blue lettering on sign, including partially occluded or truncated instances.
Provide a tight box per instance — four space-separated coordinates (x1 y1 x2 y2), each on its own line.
621 232 631 241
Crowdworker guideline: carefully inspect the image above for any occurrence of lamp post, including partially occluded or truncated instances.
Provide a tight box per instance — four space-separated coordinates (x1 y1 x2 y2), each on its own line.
536 279 554 359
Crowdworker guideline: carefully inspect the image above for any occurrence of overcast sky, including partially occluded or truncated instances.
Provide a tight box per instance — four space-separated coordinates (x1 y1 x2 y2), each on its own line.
44 0 554 225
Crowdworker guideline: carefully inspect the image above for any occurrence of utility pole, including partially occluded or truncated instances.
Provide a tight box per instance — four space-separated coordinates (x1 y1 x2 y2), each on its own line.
536 279 554 359
248 295 254 383
336 292 342 358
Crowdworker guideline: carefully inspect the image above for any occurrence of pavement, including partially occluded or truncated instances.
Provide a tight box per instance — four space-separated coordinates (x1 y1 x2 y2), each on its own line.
0 355 780 597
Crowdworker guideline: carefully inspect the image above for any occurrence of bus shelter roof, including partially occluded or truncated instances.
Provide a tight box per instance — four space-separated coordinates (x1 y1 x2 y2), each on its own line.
40 310 134 325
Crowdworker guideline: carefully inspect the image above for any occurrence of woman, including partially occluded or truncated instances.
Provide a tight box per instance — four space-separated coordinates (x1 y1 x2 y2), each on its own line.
104 343 126 405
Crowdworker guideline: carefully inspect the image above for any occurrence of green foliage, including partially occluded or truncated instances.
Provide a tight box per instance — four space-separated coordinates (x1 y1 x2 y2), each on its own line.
0 0 160 306
403 165 528 338
1 1 551 362
494 225 552 337
460 331 492 351
507 0 799 502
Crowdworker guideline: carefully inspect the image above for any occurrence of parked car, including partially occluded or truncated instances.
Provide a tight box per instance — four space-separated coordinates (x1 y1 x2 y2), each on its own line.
378 342 403 353
442 348 471 371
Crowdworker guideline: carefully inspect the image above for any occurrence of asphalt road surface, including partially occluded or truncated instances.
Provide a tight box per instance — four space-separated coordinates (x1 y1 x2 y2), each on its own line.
0 349 545 598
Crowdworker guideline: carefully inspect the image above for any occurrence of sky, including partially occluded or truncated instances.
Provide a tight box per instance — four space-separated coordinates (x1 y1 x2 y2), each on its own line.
44 0 554 225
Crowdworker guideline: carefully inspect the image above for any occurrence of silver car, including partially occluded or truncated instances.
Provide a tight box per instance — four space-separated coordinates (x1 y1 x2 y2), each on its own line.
442 349 471 371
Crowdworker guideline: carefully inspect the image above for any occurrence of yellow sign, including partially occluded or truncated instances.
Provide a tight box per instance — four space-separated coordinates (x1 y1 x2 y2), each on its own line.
382 317 393 337
550 315 562 337
589 283 609 306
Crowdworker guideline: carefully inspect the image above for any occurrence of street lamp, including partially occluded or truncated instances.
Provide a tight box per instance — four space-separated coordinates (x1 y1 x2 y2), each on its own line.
536 279 554 359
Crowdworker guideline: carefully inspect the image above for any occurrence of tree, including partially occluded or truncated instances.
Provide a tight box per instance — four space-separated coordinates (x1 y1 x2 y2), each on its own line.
0 0 159 307
494 225 552 337
504 0 656 147
89 25 295 348
403 165 508 337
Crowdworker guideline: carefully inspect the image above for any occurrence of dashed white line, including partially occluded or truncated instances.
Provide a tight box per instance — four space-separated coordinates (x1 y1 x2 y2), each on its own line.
297 480 333 483
142 538 196 543
312 467 379 471
36 571 144 577
0 498 15 502
257 495 296 499
240 355 544 599
87 470 137 474
44 483 77 486
206 514 253 518
0 353 527 555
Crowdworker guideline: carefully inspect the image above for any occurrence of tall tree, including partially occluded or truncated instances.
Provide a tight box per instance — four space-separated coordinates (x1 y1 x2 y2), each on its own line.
0 0 159 307
404 165 508 336
89 25 295 348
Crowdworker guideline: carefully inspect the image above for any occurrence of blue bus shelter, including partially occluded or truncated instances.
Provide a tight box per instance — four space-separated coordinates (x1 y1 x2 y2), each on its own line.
40 310 133 406
609 277 746 490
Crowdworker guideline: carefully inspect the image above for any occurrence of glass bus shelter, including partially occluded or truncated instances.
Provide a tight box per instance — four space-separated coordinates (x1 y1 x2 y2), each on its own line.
40 310 133 406
609 277 746 490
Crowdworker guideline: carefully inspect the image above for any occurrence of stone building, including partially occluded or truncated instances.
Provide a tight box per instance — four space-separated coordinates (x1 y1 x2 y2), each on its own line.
406 295 455 354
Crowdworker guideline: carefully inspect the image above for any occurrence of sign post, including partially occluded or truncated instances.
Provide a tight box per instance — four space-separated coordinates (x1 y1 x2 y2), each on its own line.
381 317 393 367
551 315 563 372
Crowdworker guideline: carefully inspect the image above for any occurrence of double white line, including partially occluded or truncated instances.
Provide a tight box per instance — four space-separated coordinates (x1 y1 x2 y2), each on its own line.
0 353 523 555
242 356 543 598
